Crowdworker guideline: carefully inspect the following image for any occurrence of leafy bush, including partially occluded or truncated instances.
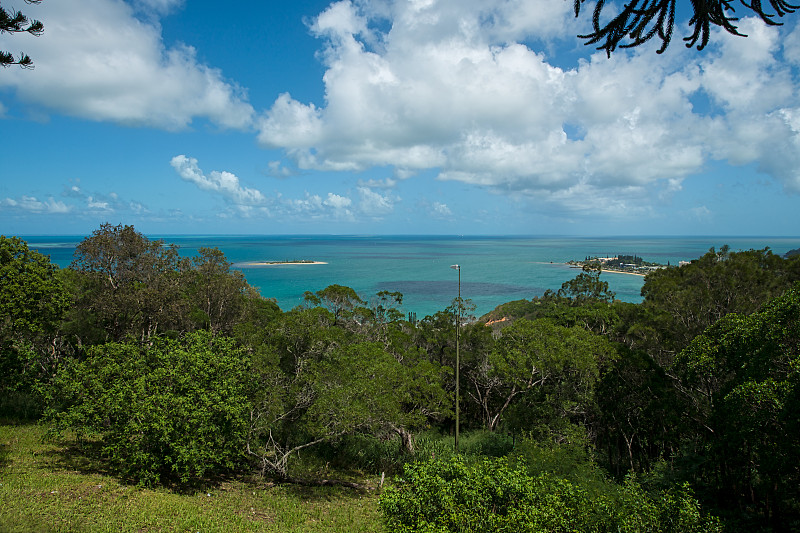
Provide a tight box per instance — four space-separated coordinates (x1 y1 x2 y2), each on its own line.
379 456 722 532
45 331 251 486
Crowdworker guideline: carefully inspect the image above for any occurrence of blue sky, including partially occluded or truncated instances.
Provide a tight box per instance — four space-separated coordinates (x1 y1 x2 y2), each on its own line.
1 0 799 236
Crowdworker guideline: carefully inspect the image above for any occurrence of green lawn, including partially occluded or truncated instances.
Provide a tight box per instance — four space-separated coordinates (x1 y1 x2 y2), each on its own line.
0 423 384 532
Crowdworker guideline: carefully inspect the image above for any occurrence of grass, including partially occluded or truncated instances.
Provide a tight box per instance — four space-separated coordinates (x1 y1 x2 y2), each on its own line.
0 422 384 532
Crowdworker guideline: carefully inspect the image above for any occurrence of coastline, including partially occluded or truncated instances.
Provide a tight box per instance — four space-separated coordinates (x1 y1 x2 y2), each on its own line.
565 264 648 277
236 261 328 267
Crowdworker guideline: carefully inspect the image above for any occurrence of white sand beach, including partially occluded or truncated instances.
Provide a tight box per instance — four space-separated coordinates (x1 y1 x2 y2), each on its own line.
236 261 328 267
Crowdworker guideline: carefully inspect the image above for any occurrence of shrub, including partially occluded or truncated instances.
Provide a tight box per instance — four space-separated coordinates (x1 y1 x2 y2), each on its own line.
379 456 722 532
45 331 251 486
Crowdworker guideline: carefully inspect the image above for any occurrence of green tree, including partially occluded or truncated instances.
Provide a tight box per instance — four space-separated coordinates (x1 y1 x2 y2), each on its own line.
466 318 614 434
676 283 800 528
595 346 686 476
45 331 251 486
1 0 43 68
303 284 365 324
638 246 799 365
247 307 447 477
555 262 616 305
187 247 259 335
69 223 189 343
575 0 799 55
380 456 722 532
0 236 68 416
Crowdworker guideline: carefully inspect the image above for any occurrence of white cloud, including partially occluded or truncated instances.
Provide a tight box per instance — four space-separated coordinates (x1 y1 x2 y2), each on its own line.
357 177 397 189
170 155 266 206
133 0 184 15
2 196 72 214
256 1 800 217
357 187 395 217
432 202 452 218
0 0 253 130
87 196 112 211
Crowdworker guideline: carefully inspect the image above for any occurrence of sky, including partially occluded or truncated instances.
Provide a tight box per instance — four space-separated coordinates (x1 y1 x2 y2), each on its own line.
1 0 799 236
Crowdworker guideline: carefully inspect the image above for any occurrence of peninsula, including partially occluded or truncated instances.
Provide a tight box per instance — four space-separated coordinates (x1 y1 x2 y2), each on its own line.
566 254 666 276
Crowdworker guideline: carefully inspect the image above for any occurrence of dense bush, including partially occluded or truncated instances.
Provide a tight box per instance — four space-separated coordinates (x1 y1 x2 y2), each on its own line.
380 456 722 532
45 331 251 486
1 236 69 418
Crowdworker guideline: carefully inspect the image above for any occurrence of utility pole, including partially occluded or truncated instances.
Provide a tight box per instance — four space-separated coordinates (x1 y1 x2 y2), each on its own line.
450 264 461 453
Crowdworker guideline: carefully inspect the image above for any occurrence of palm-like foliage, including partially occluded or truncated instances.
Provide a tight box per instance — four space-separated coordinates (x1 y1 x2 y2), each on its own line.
1 0 43 68
575 0 799 55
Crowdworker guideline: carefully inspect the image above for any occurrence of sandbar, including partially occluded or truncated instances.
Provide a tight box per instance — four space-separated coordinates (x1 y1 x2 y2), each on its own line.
237 261 328 267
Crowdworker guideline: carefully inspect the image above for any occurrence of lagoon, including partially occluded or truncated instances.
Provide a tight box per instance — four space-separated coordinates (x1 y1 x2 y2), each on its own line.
22 234 800 319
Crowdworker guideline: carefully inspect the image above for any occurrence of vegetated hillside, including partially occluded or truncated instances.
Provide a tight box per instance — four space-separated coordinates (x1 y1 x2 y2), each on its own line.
3 228 800 532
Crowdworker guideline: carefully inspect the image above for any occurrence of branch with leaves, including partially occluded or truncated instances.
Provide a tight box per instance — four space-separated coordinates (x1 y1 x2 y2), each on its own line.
1 0 44 68
575 0 799 55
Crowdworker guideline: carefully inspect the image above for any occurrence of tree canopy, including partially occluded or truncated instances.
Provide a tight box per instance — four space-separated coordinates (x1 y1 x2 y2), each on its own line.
1 0 43 68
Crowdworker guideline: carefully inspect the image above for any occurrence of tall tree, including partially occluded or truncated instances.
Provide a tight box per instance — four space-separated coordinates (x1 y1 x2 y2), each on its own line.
188 247 258 335
69 224 188 343
466 318 614 434
1 0 43 68
638 246 800 365
676 283 800 527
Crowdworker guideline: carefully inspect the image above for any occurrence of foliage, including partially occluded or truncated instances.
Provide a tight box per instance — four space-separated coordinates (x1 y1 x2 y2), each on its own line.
555 263 616 304
0 235 68 417
574 0 798 55
44 331 251 486
595 345 686 477
69 223 189 343
470 318 614 434
638 246 800 364
67 224 266 344
0 0 43 68
188 247 260 335
380 456 722 532
247 306 447 478
675 283 800 528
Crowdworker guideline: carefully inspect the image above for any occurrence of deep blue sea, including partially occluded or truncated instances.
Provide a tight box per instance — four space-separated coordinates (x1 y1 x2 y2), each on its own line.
20 235 800 319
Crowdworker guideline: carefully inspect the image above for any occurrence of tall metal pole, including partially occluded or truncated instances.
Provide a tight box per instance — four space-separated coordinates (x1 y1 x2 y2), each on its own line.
451 264 460 453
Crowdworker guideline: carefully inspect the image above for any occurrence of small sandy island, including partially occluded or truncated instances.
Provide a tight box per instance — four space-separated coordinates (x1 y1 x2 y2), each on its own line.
236 260 328 267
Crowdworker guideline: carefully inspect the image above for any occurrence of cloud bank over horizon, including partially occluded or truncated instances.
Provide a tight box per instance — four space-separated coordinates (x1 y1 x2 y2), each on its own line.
257 1 800 214
1 0 799 234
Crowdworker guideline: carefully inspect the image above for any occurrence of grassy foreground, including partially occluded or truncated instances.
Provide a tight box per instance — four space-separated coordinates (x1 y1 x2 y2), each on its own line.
0 422 383 532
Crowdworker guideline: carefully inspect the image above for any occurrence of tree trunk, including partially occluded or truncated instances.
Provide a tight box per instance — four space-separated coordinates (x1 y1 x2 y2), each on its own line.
395 426 415 454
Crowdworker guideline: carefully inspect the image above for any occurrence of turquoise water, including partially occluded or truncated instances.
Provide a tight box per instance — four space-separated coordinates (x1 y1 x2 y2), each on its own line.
20 235 800 319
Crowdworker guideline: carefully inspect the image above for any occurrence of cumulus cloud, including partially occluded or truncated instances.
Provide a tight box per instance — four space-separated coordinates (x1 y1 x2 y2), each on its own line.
256 0 800 216
0 0 253 130
170 155 266 206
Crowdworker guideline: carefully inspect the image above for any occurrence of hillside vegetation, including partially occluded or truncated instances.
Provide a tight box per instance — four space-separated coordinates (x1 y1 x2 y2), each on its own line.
2 226 799 531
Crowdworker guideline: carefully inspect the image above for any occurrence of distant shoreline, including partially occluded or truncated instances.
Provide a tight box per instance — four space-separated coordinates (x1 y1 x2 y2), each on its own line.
566 264 647 277
237 260 328 267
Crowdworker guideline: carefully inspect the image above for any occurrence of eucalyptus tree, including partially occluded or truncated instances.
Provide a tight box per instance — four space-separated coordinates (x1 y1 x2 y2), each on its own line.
247 306 446 477
638 246 800 365
466 318 615 435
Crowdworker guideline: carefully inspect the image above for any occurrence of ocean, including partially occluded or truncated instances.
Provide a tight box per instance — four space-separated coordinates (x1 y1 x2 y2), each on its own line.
20 235 800 319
